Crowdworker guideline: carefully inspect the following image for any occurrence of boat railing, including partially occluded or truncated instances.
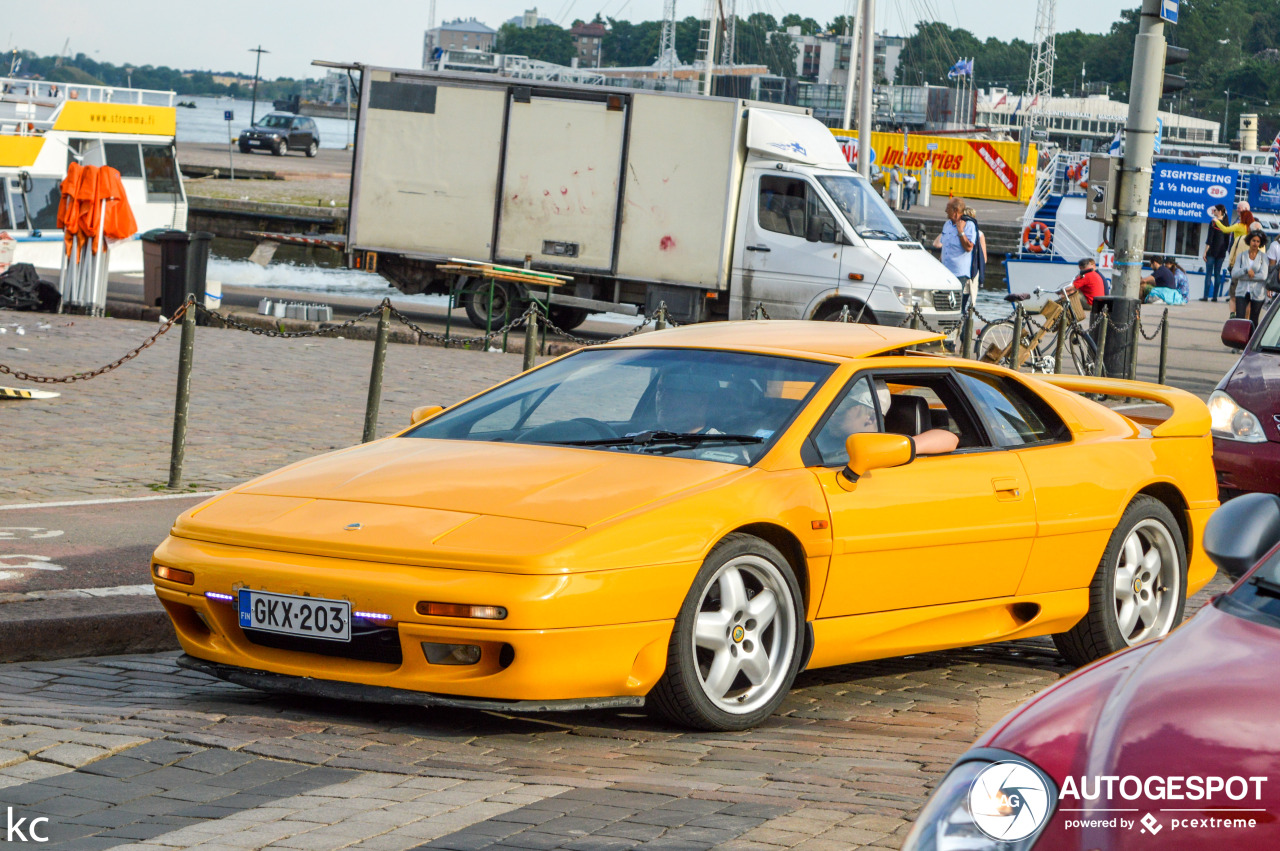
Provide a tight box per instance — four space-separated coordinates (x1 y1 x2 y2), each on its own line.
1021 148 1061 228
0 76 174 108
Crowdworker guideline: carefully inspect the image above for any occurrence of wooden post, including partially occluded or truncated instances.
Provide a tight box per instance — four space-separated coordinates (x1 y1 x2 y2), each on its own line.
1127 308 1141 382
362 303 390 443
167 300 197 488
1052 308 1067 374
1009 305 1023 372
1157 308 1170 385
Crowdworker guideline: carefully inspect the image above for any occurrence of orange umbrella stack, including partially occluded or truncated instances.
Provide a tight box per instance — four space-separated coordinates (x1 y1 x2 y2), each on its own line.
57 163 138 314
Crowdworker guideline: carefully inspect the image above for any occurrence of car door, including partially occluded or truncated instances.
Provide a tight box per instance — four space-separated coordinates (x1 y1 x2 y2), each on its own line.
733 173 844 320
290 118 308 149
810 369 1038 618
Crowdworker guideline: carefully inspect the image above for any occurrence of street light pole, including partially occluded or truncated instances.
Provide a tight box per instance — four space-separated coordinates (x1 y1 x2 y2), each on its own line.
248 45 270 126
1223 89 1232 145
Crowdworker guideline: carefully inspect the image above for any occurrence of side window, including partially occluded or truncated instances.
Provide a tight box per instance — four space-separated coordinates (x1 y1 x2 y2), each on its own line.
957 371 1068 447
104 143 143 179
758 175 806 238
142 145 182 200
811 376 881 466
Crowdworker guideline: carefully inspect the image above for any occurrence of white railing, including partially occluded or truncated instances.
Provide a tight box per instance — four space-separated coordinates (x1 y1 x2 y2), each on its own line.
0 76 174 107
1022 148 1060 227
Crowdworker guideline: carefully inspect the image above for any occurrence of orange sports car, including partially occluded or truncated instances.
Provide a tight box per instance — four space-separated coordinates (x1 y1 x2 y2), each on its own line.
152 322 1217 730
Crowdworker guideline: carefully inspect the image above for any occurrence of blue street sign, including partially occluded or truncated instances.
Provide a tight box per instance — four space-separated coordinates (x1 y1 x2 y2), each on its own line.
1149 163 1236 222
224 110 234 121
1154 117 1163 154
1161 0 1178 24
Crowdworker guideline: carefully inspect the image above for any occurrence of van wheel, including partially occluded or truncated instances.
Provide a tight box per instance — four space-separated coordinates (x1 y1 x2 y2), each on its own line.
815 302 874 324
462 279 518 329
1053 495 1187 667
649 534 805 731
547 306 588 332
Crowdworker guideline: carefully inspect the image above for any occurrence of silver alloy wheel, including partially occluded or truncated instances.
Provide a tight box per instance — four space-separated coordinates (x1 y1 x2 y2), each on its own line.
691 555 797 715
1113 518 1180 644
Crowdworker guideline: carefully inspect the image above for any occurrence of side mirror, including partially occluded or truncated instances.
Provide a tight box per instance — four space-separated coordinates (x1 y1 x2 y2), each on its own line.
1203 493 1280 580
1222 318 1254 350
805 219 822 243
841 432 914 483
410 405 444 425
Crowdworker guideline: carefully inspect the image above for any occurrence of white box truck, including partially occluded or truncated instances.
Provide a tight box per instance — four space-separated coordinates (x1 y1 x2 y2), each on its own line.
344 65 963 331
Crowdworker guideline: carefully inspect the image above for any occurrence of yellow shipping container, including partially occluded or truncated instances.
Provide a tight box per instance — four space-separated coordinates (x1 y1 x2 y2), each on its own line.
830 129 1037 204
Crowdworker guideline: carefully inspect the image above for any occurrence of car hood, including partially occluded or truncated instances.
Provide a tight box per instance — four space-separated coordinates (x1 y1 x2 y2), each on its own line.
864 240 963 292
171 437 744 566
978 605 1280 847
1220 350 1280 443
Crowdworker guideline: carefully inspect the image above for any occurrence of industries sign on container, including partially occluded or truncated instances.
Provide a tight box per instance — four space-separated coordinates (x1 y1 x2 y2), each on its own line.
830 129 1037 204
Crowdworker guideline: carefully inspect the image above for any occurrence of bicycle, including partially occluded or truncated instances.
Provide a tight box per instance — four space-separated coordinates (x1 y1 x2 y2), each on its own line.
976 285 1099 375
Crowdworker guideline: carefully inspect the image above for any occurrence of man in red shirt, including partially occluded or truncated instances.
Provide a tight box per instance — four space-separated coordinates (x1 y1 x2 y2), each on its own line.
1072 258 1106 307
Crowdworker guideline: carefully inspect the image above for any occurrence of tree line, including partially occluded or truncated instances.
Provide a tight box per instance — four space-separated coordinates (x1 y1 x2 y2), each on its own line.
10 51 306 99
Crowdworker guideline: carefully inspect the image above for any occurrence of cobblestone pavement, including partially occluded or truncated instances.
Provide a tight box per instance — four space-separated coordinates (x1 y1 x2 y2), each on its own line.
0 573 1231 851
1 311 530 503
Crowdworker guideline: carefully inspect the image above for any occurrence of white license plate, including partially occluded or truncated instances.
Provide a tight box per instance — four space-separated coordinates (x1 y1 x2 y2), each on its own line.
238 590 351 642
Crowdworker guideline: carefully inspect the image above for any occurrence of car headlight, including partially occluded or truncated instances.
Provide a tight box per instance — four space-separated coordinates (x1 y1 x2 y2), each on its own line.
893 285 926 307
902 756 1056 851
1209 390 1268 443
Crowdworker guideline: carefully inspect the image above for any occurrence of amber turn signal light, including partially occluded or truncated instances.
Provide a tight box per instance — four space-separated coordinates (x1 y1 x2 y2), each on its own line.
153 564 194 585
417 602 507 620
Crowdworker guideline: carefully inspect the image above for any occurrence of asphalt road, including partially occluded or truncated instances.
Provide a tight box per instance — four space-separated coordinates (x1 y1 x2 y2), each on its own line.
0 494 216 596
177 142 351 178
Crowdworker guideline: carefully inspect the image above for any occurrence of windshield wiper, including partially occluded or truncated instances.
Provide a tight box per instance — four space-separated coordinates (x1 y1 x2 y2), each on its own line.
859 228 909 240
546 430 765 447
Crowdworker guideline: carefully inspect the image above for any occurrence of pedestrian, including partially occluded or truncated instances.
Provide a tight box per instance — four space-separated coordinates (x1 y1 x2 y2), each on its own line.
1232 230 1270 324
889 166 903 210
1140 256 1175 301
1224 221 1264 314
1072 258 1106 307
1169 259 1190 301
933 197 977 313
1203 204 1230 301
904 172 918 211
963 206 987 290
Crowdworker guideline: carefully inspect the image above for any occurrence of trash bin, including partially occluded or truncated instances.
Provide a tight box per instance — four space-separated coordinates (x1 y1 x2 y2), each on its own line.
156 231 214 321
139 229 166 308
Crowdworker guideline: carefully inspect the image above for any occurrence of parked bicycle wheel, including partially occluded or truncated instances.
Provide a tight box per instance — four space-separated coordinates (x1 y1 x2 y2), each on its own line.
1068 327 1099 376
976 316 1048 368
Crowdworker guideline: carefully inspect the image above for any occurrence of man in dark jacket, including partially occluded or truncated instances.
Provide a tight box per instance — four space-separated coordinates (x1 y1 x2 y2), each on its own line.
1203 203 1230 301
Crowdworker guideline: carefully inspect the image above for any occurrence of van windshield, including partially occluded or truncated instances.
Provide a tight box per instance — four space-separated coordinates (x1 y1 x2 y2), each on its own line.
817 174 910 241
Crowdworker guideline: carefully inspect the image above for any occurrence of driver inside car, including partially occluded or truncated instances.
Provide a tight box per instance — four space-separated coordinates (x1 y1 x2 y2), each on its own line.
825 380 959 461
653 371 724 435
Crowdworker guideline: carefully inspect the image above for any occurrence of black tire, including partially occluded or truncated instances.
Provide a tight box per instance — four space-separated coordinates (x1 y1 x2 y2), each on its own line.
238 143 251 154
1053 495 1187 667
273 140 288 156
548 306 589 332
462 279 519 330
814 301 873 323
1068 329 1098 376
648 533 805 731
306 140 319 157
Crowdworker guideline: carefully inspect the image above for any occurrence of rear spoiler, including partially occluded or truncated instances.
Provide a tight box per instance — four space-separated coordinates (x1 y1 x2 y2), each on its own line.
1035 375 1210 438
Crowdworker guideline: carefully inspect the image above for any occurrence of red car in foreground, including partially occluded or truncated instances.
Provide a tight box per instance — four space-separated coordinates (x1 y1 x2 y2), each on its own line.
902 493 1280 850
1212 304 1280 497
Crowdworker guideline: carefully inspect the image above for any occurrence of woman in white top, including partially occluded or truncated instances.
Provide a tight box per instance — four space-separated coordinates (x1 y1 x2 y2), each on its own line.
1232 230 1270 324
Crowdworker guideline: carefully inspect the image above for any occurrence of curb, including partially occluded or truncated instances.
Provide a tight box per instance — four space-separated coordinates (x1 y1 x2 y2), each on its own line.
0 594 179 664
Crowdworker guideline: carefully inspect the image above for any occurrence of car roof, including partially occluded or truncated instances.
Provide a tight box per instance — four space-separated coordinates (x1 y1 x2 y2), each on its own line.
598 320 944 361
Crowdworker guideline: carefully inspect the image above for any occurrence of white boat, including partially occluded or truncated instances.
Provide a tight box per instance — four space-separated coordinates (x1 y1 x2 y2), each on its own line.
1005 149 1280 307
0 76 187 275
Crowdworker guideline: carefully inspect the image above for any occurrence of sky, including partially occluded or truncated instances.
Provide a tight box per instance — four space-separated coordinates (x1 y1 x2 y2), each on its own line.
8 0 1126 81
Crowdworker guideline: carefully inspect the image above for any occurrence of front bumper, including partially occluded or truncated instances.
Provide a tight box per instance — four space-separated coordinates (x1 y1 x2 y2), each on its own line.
152 535 680 703
1213 436 1280 497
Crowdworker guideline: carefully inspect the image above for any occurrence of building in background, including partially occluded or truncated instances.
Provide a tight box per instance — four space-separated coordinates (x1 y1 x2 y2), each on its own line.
570 21 607 68
423 18 497 65
783 28 902 88
506 8 556 28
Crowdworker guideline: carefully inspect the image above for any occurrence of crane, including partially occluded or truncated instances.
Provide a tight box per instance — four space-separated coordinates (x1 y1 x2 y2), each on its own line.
1023 0 1056 157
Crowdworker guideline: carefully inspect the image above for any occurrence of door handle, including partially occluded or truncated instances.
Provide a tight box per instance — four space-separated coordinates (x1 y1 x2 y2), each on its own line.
746 245 772 252
992 477 1022 500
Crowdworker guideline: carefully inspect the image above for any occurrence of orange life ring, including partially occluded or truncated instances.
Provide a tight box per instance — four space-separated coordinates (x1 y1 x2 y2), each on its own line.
1022 221 1052 254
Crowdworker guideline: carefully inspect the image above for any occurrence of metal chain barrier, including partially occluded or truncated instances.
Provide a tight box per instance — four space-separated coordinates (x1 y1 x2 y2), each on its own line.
1138 311 1166 341
533 302 659 346
387 301 533 349
0 302 188 384
198 300 386 338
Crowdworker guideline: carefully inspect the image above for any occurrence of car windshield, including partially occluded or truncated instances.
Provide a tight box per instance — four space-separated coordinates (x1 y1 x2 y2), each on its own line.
1219 548 1280 629
1252 302 1280 351
257 115 292 129
817 174 910 240
404 348 834 465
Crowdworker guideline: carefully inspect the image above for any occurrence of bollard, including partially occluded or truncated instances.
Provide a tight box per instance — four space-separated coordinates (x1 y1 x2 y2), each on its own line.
909 308 919 330
1052 309 1067 374
753 303 764 320
1009 305 1023 372
167 300 197 489
1094 308 1109 378
444 284 454 342
523 306 538 372
960 307 974 359
654 301 668 331
1127 310 1141 383
838 304 850 323
484 277 496 340
1158 308 1170 385
362 303 390 443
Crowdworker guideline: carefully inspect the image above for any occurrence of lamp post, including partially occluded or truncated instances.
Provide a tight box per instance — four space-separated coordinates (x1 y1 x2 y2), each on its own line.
1223 89 1232 145
248 45 270 125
